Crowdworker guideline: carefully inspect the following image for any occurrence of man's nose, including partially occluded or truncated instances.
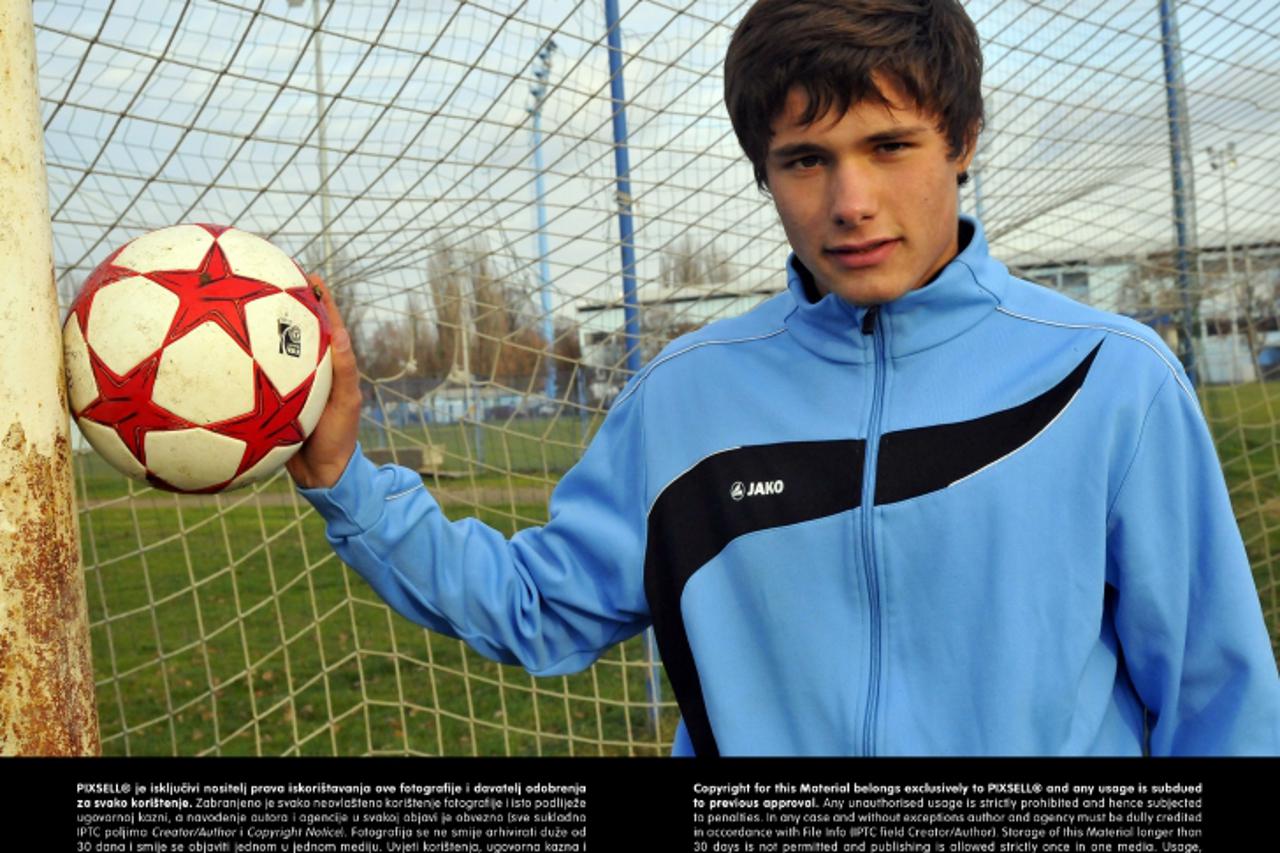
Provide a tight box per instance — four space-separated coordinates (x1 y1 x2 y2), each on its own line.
829 162 877 227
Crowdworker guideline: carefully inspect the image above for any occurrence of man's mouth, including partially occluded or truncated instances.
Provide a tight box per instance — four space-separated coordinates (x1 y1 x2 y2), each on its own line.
825 239 899 267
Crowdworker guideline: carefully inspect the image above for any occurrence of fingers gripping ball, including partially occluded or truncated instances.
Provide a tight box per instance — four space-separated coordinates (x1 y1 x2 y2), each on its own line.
62 224 334 493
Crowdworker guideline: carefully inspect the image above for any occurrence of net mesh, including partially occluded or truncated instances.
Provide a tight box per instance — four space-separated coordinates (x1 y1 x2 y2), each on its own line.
34 0 1280 755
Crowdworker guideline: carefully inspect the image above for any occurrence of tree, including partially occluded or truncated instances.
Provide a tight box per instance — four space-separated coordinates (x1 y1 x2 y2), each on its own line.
552 316 584 401
361 297 430 381
1116 259 1183 323
426 240 550 385
660 236 732 290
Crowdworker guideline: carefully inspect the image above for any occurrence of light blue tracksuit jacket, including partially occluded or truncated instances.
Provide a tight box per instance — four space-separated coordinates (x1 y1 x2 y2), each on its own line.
300 218 1280 756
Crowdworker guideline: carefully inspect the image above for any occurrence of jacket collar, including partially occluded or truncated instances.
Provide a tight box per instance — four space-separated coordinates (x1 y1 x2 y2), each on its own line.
782 216 1008 363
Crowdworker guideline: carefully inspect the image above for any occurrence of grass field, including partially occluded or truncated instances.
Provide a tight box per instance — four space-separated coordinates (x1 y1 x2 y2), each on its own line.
1199 381 1280 656
81 499 679 756
77 414 679 756
74 388 1280 755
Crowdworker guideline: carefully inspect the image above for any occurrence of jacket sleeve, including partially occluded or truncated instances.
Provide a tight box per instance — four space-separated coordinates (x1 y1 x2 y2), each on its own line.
1106 372 1280 755
297 387 651 676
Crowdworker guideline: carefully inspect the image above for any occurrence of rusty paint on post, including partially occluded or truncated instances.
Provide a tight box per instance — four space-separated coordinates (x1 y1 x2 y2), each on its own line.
0 0 99 754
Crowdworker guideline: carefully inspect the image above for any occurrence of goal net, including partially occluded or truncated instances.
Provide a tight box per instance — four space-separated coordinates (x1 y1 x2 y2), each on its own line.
33 0 1280 755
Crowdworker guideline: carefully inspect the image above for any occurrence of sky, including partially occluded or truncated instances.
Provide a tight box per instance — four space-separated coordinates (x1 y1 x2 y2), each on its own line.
31 0 1280 336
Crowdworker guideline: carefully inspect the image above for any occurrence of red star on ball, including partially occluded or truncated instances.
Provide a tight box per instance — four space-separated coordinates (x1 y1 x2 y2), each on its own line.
66 247 138 337
214 364 316 478
79 351 194 462
146 234 278 353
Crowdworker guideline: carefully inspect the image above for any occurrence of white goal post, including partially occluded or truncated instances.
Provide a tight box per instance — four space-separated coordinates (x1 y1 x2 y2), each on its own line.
0 0 97 756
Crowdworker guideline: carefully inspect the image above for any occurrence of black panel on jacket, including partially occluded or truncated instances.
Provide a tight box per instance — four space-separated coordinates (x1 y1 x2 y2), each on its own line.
643 439 865 757
874 341 1103 506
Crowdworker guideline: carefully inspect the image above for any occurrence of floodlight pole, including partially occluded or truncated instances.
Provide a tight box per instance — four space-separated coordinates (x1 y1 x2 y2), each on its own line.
0 0 99 754
314 2 333 285
529 40 559 403
1207 145 1242 380
605 0 642 377
290 0 333 285
1158 0 1199 386
604 0 661 730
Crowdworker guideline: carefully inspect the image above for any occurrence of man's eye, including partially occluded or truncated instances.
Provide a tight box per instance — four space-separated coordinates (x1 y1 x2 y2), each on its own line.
878 142 909 154
790 154 823 168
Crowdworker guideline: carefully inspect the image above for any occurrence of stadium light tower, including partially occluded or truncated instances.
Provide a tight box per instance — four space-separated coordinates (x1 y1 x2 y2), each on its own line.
602 0 660 728
529 39 559 403
1207 144 1242 379
1159 0 1200 386
289 0 333 286
604 0 641 377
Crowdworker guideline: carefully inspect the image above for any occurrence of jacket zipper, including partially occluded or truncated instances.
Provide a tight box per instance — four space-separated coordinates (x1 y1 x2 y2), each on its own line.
860 305 885 756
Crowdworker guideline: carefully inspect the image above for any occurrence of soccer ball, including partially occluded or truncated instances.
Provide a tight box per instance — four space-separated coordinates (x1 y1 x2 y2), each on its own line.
62 224 333 493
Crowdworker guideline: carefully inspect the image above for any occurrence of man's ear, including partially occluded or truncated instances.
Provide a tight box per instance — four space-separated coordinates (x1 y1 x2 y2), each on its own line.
956 132 978 173
953 132 978 187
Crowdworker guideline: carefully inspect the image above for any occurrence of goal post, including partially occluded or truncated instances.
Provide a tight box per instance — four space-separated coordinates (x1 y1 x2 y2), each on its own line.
0 0 98 755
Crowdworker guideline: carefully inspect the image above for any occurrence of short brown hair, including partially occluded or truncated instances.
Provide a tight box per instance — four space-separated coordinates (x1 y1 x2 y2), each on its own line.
724 0 984 189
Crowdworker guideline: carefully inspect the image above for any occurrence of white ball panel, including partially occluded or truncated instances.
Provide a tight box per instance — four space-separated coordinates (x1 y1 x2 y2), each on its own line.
112 224 214 274
298 347 333 437
87 275 180 376
145 428 246 491
218 228 306 290
78 418 147 481
63 318 98 414
245 291 320 396
227 444 301 490
153 322 255 424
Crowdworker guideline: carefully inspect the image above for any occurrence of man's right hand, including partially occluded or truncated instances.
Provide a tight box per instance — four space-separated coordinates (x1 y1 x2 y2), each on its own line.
286 274 361 490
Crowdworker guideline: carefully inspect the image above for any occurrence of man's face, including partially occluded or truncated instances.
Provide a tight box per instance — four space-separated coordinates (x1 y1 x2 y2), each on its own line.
764 78 974 305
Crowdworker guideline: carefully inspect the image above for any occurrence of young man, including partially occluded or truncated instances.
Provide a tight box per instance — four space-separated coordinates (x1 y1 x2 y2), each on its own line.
289 0 1280 755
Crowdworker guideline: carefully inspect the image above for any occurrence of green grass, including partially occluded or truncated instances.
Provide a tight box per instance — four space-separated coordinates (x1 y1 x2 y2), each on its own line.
78 484 678 757
1200 381 1280 655
360 412 602 477
73 387 1280 754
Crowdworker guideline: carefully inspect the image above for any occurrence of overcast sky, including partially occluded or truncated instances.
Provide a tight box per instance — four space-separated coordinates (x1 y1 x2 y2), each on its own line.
34 0 1280 331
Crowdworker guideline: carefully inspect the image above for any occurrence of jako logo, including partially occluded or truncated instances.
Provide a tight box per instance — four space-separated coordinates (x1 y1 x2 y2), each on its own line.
730 480 784 501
